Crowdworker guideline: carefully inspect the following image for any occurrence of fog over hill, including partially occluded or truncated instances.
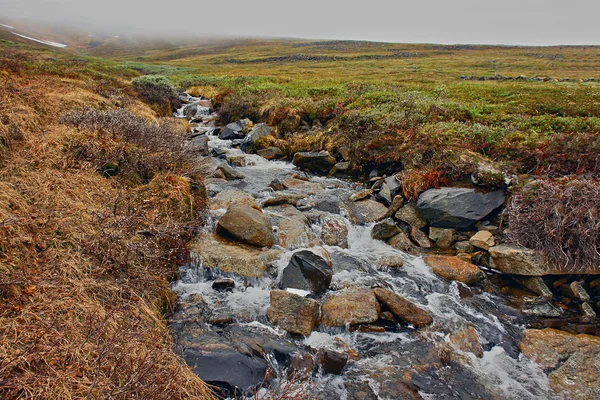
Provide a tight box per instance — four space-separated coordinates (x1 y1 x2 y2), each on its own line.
1 0 599 45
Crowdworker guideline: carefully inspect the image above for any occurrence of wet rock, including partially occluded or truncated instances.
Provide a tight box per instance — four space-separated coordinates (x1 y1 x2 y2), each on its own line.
264 204 309 224
347 199 387 225
377 255 404 269
350 324 386 333
520 328 600 400
217 204 275 247
262 193 305 207
219 119 252 140
469 230 495 250
267 290 320 336
275 217 318 250
373 288 433 328
383 195 405 219
387 231 420 255
454 241 474 253
349 189 373 202
321 287 379 327
376 182 392 205
292 151 337 173
240 123 272 153
329 161 351 176
297 193 345 214
208 189 258 210
212 168 226 179
216 162 245 180
394 203 427 229
371 218 401 241
212 278 235 292
449 326 484 358
410 227 432 248
280 250 333 294
320 215 349 248
513 276 553 301
281 177 325 195
186 134 209 156
488 245 551 275
269 178 285 191
424 255 486 285
320 350 348 374
417 187 505 229
256 147 283 160
189 233 281 278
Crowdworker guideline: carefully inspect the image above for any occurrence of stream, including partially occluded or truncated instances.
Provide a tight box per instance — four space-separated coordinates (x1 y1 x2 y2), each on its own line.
169 96 554 399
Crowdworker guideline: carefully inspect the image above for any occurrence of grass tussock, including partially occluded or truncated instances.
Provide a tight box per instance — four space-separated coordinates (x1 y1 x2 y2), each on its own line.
507 178 600 272
0 41 213 399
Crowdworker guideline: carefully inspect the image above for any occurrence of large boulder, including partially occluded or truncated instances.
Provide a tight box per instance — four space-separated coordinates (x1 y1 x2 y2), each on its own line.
186 134 209 156
267 290 320 336
520 329 600 400
417 187 505 229
321 287 380 327
292 151 336 173
240 123 273 153
373 288 433 328
424 255 486 285
188 233 281 278
280 250 333 294
217 204 275 247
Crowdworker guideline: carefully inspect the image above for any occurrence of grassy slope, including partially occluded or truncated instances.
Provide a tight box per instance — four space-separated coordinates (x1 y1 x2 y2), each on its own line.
90 38 600 196
0 40 212 399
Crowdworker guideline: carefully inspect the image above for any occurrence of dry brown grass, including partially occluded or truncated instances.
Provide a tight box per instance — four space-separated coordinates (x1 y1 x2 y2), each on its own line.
0 44 213 399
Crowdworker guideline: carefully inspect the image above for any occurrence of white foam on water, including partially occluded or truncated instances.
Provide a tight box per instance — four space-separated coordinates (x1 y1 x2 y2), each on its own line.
12 32 67 48
285 288 310 297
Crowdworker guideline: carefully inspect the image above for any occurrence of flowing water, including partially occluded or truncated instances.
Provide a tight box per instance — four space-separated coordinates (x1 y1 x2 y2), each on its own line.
170 97 554 399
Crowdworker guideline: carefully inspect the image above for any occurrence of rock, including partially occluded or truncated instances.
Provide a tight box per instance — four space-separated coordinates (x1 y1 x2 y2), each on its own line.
280 250 333 294
449 326 484 358
264 204 308 224
513 276 553 301
382 195 405 219
320 350 348 374
212 168 226 180
454 241 474 253
478 224 500 235
262 193 305 207
217 204 274 247
349 189 373 202
384 175 401 197
435 229 454 249
212 278 235 292
347 199 387 225
469 231 495 250
208 190 258 210
560 281 590 302
520 328 600 400
256 147 283 160
410 227 432 248
377 256 404 269
371 218 401 241
424 255 486 285
240 123 273 153
376 183 392 205
520 297 563 317
186 134 209 156
387 231 419 255
329 161 351 176
488 245 552 275
580 302 596 322
275 217 318 250
395 203 427 229
320 215 349 248
417 188 505 229
216 163 245 180
189 233 281 278
219 119 252 140
373 288 433 328
321 287 379 327
281 178 324 195
267 290 320 336
292 151 336 173
297 194 345 214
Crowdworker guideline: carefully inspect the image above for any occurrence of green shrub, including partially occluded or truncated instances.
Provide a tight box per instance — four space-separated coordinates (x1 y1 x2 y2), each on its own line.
131 75 180 113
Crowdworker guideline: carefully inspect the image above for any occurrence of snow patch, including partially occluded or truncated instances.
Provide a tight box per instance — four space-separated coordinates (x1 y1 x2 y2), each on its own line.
12 32 67 48
1 24 15 29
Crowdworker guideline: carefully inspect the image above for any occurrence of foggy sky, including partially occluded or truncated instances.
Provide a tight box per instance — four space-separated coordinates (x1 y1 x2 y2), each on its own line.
1 0 599 45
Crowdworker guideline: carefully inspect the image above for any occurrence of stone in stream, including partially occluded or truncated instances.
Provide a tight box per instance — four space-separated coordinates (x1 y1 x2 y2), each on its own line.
212 278 235 292
280 250 333 294
186 134 209 156
384 175 401 197
373 288 433 328
377 255 404 269
449 326 484 358
320 215 349 248
376 182 392 205
424 255 486 285
320 350 348 375
469 230 495 250
328 161 351 176
320 287 380 327
410 227 432 248
387 231 420 255
371 217 401 241
513 276 553 301
267 290 320 336
208 189 258 210
454 241 475 254
297 193 345 214
274 216 319 250
417 187 505 229
395 203 427 229
189 233 281 278
292 151 337 173
382 195 405 219
347 199 387 225
268 178 285 191
217 203 275 247
435 228 454 249
281 177 325 195
256 147 283 160
349 188 373 202
216 162 245 180
240 123 273 153
520 328 600 400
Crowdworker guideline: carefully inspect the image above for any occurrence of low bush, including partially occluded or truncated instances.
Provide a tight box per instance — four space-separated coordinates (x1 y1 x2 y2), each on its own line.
507 178 600 272
131 75 180 115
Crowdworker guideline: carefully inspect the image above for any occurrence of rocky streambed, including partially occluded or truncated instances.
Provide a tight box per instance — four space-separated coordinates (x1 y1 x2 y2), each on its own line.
169 94 600 399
